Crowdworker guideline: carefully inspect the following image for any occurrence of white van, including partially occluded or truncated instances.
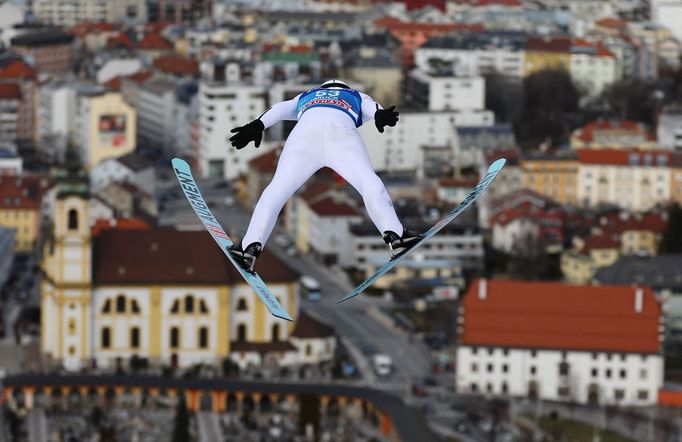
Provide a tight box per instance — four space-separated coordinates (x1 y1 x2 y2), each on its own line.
373 354 393 377
300 276 321 301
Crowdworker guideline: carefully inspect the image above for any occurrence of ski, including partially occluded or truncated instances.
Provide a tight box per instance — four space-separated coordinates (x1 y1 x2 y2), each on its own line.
171 158 293 321
338 158 506 303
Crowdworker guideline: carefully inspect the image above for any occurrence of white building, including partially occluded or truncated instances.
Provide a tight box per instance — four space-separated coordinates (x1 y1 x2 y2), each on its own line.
456 279 664 406
172 82 199 159
89 151 154 193
198 82 267 179
137 77 178 153
0 149 22 175
657 107 682 150
358 110 494 175
576 149 673 211
96 59 145 85
652 0 682 43
569 40 619 98
37 79 77 161
0 2 25 48
405 69 485 112
29 0 146 27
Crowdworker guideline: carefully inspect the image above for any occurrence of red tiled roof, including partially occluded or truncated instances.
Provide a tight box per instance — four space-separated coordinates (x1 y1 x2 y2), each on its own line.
526 36 572 53
0 83 21 100
91 218 150 237
291 311 335 338
0 59 36 79
93 229 299 284
460 279 662 353
439 175 479 187
106 32 134 50
299 180 334 203
137 32 173 50
595 17 627 29
153 55 199 77
574 120 650 143
579 233 620 255
249 147 281 173
105 70 152 90
577 149 673 166
70 22 118 39
308 196 359 217
0 176 47 210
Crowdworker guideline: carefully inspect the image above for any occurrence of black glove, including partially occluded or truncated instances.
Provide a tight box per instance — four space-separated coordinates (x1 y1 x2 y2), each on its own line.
228 119 265 150
374 104 399 133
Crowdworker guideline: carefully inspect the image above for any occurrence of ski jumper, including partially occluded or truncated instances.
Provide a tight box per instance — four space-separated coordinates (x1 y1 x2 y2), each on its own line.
240 87 404 248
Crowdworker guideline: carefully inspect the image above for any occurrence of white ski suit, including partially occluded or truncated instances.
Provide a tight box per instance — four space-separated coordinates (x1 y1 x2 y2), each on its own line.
240 88 404 248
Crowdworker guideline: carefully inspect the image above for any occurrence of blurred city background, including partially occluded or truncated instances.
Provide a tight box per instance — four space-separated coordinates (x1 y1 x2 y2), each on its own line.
0 0 682 441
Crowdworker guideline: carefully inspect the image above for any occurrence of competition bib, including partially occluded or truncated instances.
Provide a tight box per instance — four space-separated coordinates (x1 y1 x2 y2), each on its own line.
296 88 363 127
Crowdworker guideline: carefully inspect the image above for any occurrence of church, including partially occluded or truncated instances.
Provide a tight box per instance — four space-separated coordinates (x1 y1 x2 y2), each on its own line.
40 163 335 371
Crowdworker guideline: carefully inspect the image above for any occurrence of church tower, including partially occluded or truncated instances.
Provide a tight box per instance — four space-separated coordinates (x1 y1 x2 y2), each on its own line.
41 149 92 370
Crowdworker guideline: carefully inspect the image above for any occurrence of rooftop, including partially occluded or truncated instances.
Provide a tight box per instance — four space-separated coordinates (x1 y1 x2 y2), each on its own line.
11 30 74 47
595 255 682 291
460 279 662 354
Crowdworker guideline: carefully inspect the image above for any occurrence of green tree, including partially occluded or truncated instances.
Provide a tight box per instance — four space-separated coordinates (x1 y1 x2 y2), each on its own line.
660 204 682 253
172 394 190 442
601 78 660 126
515 69 580 148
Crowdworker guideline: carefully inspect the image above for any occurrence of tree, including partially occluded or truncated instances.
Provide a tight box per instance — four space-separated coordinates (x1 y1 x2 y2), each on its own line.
515 69 581 149
601 79 661 127
659 204 682 253
172 394 190 442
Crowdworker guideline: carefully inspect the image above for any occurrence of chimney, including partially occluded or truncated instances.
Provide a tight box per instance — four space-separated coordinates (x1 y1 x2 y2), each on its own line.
478 279 487 300
635 287 644 313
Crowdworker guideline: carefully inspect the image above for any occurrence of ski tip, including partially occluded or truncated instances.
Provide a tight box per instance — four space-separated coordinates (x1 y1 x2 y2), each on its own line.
489 158 506 170
171 157 188 168
273 311 294 322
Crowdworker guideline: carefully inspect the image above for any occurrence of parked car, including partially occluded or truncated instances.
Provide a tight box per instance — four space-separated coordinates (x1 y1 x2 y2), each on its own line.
411 383 428 397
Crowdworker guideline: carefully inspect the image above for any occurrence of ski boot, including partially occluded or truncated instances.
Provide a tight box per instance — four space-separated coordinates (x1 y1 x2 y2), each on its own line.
383 228 423 258
228 241 262 273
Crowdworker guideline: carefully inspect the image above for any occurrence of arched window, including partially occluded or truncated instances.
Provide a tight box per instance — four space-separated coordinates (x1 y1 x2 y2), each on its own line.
198 327 208 349
116 295 126 313
131 300 140 314
170 300 179 314
237 324 247 342
170 327 180 348
185 295 194 313
272 324 280 342
236 298 248 311
68 209 78 230
199 300 208 314
101 327 111 349
130 327 140 349
102 299 111 313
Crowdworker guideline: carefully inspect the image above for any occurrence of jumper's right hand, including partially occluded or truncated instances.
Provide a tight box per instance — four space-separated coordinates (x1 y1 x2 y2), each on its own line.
228 119 265 150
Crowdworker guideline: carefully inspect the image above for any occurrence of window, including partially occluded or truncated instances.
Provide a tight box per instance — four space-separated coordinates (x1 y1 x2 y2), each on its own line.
101 327 111 349
530 366 537 375
272 324 280 342
170 327 179 348
237 298 248 311
487 363 493 373
185 295 194 313
102 299 111 313
131 300 140 314
198 327 208 349
531 350 537 358
619 369 626 379
503 349 509 356
501 382 508 394
591 368 598 377
486 383 493 393
471 363 478 372
640 369 647 380
502 364 508 373
171 300 179 314
606 368 612 378
606 353 612 361
472 347 478 355
471 383 478 392
638 390 648 400
620 353 626 362
68 319 76 335
559 362 570 375
199 300 208 314
116 295 126 313
488 348 494 355
130 327 140 349
614 389 625 400
68 209 78 230
306 344 312 356
558 387 570 397
237 324 246 342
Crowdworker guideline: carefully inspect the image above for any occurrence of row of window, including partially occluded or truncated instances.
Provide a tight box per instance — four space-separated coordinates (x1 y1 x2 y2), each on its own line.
470 383 650 401
101 326 210 350
470 347 649 363
101 295 218 315
471 363 648 380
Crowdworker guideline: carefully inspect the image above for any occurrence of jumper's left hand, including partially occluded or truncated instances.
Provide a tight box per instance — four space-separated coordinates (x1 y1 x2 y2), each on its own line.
375 105 399 133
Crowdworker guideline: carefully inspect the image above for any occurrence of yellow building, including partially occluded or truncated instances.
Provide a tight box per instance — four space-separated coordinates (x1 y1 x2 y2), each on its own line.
672 162 682 206
0 176 49 252
40 168 336 371
560 235 620 284
524 36 571 75
77 91 136 170
521 151 579 206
